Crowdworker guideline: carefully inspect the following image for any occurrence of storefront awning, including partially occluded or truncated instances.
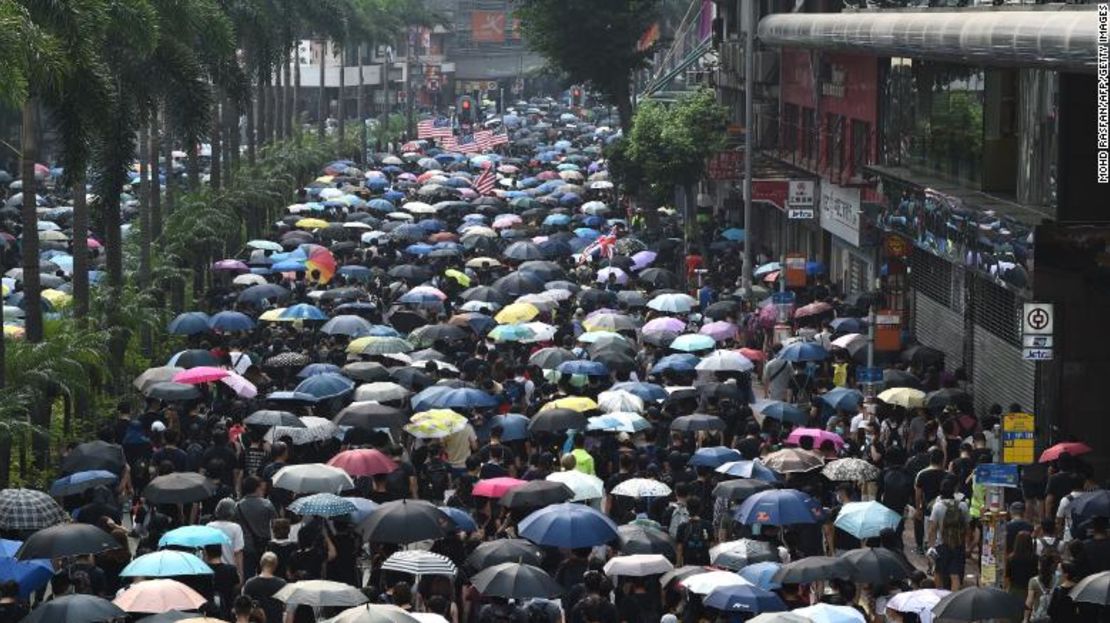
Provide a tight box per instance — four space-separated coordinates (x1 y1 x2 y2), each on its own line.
757 8 1098 73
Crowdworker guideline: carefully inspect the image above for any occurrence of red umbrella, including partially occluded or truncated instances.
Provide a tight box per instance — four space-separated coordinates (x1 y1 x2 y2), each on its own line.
737 348 765 362
172 366 230 385
473 477 527 499
327 449 397 476
1039 442 1093 463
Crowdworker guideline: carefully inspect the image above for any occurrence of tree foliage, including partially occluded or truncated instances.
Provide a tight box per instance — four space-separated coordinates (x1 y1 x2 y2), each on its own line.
610 88 728 203
515 0 659 132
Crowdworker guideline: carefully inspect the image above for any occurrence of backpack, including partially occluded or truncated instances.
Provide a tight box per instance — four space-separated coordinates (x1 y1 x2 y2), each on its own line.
668 501 691 539
1030 576 1053 622
940 499 966 548
503 379 525 409
682 518 710 564
421 458 451 504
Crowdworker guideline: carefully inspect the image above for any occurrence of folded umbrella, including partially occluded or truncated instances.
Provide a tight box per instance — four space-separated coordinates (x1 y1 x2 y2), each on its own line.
471 562 563 599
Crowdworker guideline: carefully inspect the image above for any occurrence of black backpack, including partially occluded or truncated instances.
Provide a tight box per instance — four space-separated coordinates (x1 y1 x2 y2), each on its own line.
421 458 451 503
880 467 914 513
683 518 710 564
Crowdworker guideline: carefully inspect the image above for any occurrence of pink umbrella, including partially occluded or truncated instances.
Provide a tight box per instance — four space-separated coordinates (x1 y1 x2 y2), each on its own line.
631 250 657 271
596 267 628 285
113 579 207 613
786 427 845 449
699 321 738 341
586 308 620 319
738 347 765 362
472 477 527 498
642 317 685 334
795 301 833 319
328 448 398 476
212 259 249 272
87 238 103 249
173 366 229 385
408 285 447 300
220 373 257 398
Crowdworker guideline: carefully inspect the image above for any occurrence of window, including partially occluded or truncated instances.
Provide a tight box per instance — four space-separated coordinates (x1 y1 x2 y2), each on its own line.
782 103 799 153
851 119 871 176
826 114 843 177
802 107 817 164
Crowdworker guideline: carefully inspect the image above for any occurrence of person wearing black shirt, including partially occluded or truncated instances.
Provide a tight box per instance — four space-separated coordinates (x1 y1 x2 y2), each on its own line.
1081 517 1110 574
150 429 190 473
243 552 287 623
604 455 635 521
735 422 763 460
200 427 240 492
914 448 947 554
203 544 241 619
0 582 27 623
1004 502 1034 554
1046 453 1079 519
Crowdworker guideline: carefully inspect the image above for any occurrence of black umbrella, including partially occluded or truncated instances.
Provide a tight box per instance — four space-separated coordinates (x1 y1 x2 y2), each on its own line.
500 481 574 510
931 586 1024 622
518 260 566 282
460 286 507 304
361 499 449 544
342 362 392 382
334 402 409 430
17 523 119 560
529 347 576 369
1069 489 1110 524
577 288 617 310
171 349 220 368
925 388 973 414
503 241 545 261
390 367 435 390
1070 570 1110 605
410 324 467 346
661 565 711 587
388 264 432 283
21 594 125 623
642 330 679 347
882 369 922 389
590 349 635 373
493 272 545 297
244 410 304 427
670 413 725 433
639 268 677 289
61 440 126 475
617 524 675 557
704 300 740 321
772 556 854 584
838 547 911 584
465 539 545 572
237 283 292 305
143 381 202 402
713 479 773 502
529 408 587 433
471 562 563 599
901 344 945 369
143 473 219 505
388 310 428 334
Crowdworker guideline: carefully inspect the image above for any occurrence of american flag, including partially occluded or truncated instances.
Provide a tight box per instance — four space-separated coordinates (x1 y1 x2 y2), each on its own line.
472 163 496 196
474 130 494 151
576 226 619 264
488 130 509 148
416 117 453 139
450 133 481 154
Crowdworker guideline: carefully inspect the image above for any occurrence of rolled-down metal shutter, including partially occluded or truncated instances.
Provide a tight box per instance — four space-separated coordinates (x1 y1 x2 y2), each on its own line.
969 275 1035 417
913 292 965 370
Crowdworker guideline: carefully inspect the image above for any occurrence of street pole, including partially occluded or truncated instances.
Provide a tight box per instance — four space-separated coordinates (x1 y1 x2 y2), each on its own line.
740 0 755 292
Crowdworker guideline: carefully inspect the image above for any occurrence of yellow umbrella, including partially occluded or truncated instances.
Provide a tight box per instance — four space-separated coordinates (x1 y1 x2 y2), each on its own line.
39 230 69 241
495 303 540 324
41 289 72 307
315 175 335 183
444 269 471 287
259 308 290 322
404 409 468 438
295 218 330 230
540 396 599 412
465 257 502 269
877 387 926 409
3 325 25 339
1 284 9 296
346 336 379 354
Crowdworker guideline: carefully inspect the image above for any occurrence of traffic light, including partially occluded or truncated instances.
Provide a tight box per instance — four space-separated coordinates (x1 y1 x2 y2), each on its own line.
457 96 474 124
571 86 583 107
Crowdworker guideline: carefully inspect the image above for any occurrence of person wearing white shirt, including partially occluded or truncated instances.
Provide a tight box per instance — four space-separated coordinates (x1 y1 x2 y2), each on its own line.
207 498 245 579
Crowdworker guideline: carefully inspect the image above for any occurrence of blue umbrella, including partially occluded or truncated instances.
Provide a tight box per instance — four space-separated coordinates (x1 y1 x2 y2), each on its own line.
320 315 373 337
368 198 394 212
689 447 743 468
717 460 780 482
384 191 405 203
720 228 745 242
167 312 210 336
490 413 530 442
0 557 53 598
543 214 571 227
751 399 807 425
266 391 321 405
348 498 379 524
829 317 867 334
398 290 444 305
670 334 716 352
611 381 668 402
734 489 825 526
518 503 619 548
556 360 609 377
208 310 255 332
754 262 782 277
367 324 401 337
0 540 21 558
650 354 698 374
820 387 864 411
704 583 787 614
158 525 232 548
833 501 901 539
410 385 452 411
280 304 328 321
429 387 500 410
738 561 783 590
121 550 213 577
295 373 354 400
288 493 358 518
271 259 306 272
439 506 478 532
779 341 828 362
404 243 435 256
338 265 373 282
574 227 600 240
49 470 117 497
297 363 342 378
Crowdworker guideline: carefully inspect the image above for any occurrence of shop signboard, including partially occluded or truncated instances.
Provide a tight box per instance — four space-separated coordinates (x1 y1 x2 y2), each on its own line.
820 183 861 246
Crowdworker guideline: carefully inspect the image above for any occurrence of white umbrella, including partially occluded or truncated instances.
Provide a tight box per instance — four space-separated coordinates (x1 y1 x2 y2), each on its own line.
793 604 866 623
272 463 354 494
546 470 604 501
695 350 754 373
410 614 450 623
521 322 557 342
886 589 950 623
354 382 411 402
602 554 674 577
831 333 867 351
328 605 423 623
133 366 184 391
610 478 672 499
597 390 645 414
233 273 267 286
274 580 369 608
681 570 751 595
268 416 338 445
647 293 697 313
381 550 457 577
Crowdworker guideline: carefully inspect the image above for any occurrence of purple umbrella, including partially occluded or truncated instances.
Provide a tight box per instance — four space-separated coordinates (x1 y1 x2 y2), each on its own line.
642 317 685 334
631 251 657 270
212 259 249 272
700 321 738 341
596 267 628 285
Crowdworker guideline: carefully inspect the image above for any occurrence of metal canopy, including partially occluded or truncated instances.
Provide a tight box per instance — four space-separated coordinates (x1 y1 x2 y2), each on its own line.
757 9 1098 73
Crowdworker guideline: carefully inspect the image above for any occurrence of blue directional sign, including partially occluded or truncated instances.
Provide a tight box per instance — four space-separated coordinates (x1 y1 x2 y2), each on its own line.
975 463 1020 488
858 367 883 384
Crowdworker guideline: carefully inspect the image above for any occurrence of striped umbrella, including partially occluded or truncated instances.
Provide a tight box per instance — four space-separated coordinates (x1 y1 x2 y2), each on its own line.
381 550 458 577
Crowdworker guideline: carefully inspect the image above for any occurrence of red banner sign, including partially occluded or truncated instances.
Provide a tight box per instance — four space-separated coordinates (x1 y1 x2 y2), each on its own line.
706 151 743 181
751 179 788 211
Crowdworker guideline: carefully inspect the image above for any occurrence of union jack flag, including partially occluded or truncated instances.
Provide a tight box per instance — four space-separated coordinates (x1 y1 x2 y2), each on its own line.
472 163 496 196
416 117 453 139
576 226 619 264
